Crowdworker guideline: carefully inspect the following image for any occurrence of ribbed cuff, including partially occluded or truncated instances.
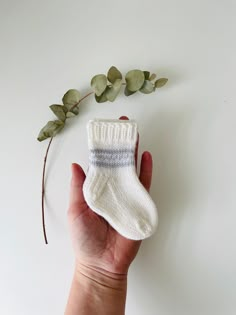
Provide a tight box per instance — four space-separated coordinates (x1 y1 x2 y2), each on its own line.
87 119 138 149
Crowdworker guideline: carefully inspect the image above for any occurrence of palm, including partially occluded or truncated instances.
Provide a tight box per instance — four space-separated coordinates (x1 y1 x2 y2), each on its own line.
68 116 153 275
69 201 141 274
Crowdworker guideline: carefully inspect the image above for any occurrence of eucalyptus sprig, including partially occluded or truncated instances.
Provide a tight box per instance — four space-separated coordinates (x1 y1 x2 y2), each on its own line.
38 66 168 244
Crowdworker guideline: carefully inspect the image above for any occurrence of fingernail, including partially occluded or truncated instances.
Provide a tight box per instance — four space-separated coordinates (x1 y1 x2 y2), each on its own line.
143 151 151 160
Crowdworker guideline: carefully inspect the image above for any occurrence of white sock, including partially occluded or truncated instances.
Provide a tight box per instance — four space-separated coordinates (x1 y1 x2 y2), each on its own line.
83 119 158 240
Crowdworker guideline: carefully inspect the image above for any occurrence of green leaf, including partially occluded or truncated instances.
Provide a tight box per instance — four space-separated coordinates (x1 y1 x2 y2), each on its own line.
124 86 136 96
106 79 122 102
149 73 157 81
91 74 107 96
49 105 66 121
95 87 108 103
143 71 150 80
125 70 145 92
66 111 76 118
62 105 68 113
62 104 79 116
70 106 79 115
155 78 168 88
37 120 65 142
62 89 80 111
107 66 122 83
139 80 155 94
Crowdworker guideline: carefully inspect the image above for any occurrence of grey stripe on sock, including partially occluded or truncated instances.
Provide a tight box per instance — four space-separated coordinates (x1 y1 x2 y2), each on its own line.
89 148 135 168
90 148 134 154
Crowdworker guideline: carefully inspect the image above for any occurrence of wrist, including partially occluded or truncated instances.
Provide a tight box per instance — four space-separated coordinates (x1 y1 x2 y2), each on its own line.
74 262 127 291
65 263 127 315
72 263 127 315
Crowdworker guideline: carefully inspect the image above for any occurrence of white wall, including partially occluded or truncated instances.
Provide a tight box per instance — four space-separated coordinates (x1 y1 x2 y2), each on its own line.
1 0 235 314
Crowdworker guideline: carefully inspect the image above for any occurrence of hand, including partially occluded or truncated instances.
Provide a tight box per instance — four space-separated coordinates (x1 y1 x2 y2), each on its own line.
67 116 153 276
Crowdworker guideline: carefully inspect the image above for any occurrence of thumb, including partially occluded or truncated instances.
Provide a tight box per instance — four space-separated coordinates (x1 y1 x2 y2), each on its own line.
68 163 87 215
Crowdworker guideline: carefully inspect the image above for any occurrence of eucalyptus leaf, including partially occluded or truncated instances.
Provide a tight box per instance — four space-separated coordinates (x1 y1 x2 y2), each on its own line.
49 105 66 121
62 105 68 113
66 111 76 118
95 87 108 103
62 89 80 111
91 74 107 96
125 70 145 92
155 78 168 88
37 120 65 142
107 66 122 83
143 71 150 80
124 86 136 96
70 106 79 115
140 80 154 94
106 79 122 102
149 73 157 81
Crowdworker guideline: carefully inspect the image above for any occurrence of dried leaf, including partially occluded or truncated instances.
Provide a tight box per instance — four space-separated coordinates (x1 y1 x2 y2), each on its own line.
140 80 154 94
149 73 157 81
106 79 122 102
37 120 65 142
66 111 77 118
62 105 68 113
62 89 80 111
91 74 107 96
155 78 168 88
49 105 66 121
125 70 145 92
95 87 108 103
143 71 150 80
124 86 136 96
107 66 122 83
63 104 79 116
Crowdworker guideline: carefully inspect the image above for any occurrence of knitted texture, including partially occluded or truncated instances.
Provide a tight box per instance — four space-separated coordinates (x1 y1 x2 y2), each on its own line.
83 119 158 240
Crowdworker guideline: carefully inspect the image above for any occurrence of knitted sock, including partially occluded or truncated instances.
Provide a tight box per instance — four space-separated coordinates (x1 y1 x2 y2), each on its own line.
83 119 158 240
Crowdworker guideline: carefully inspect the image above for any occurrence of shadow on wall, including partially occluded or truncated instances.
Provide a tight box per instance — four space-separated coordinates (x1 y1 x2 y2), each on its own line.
142 106 198 245
134 105 204 312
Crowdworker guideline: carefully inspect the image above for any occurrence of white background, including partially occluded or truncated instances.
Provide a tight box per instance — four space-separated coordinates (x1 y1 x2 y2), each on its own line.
0 0 235 314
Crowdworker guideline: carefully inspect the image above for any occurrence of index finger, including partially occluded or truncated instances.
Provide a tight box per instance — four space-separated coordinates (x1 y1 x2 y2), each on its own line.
139 151 153 192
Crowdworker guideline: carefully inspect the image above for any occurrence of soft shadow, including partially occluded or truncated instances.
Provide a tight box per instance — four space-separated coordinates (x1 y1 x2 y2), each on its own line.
134 106 199 309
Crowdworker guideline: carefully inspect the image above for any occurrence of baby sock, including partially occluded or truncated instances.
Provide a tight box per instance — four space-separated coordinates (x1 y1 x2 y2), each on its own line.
83 119 158 240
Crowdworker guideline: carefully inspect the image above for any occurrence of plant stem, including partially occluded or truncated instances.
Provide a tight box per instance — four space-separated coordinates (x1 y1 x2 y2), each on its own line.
70 91 94 112
42 91 94 245
42 136 53 244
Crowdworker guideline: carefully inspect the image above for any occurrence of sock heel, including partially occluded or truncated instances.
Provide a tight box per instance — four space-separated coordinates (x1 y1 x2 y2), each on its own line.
88 173 108 201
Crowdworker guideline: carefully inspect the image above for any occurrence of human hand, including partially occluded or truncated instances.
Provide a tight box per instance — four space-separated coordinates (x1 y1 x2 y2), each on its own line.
67 116 153 276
